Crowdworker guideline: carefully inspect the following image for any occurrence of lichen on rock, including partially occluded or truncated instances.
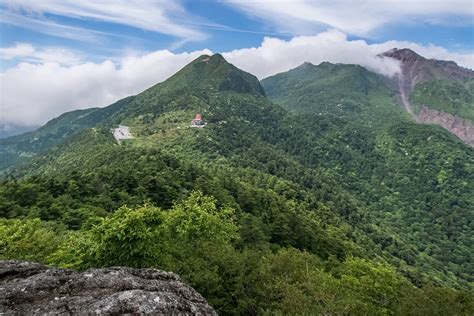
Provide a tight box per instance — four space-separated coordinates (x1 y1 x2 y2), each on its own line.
0 260 217 315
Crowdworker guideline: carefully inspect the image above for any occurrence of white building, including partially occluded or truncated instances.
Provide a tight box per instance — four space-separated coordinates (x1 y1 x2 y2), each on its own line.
112 125 133 142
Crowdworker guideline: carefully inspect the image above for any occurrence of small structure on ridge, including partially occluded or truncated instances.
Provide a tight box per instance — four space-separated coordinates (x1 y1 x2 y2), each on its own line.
190 113 206 128
112 125 133 143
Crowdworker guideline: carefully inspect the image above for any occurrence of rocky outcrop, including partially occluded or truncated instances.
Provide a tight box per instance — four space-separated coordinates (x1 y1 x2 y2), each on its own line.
418 106 474 147
383 48 474 87
383 48 474 114
0 260 217 315
382 48 474 146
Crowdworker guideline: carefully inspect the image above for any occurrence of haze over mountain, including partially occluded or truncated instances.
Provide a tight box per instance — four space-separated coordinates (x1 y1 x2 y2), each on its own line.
0 124 38 139
1 50 473 314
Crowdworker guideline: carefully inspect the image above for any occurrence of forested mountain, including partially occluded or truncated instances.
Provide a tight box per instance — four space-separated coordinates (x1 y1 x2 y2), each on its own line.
262 61 473 290
1 52 473 314
382 48 474 146
0 97 133 170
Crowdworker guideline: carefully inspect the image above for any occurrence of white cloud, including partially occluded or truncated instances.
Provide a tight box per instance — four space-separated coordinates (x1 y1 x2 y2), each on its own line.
0 49 211 128
1 31 473 130
223 30 474 79
1 0 207 42
224 0 474 36
1 43 83 65
223 30 402 79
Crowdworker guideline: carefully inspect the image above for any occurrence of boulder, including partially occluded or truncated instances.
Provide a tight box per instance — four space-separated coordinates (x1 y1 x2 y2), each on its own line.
0 260 217 315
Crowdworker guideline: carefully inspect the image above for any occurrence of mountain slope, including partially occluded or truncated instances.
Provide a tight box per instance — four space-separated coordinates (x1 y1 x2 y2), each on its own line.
0 53 265 173
382 48 474 145
262 61 474 289
0 96 134 172
261 61 409 126
382 48 474 89
1 53 473 313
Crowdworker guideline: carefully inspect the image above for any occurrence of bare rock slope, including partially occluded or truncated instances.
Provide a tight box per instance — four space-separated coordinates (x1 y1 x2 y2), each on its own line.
383 48 474 90
383 48 474 146
418 106 474 147
0 260 217 315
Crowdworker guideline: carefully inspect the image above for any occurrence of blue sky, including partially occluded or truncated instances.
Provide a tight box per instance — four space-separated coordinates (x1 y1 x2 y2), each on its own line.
1 0 473 67
0 0 473 132
0 0 293 68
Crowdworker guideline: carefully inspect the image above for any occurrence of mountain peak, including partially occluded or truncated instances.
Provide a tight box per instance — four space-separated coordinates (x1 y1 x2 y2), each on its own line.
297 61 315 68
382 47 474 81
290 62 316 74
192 53 225 64
162 53 265 96
382 48 424 63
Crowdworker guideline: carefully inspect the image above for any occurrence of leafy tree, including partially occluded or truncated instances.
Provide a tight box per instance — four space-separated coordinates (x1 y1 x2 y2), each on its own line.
0 219 63 263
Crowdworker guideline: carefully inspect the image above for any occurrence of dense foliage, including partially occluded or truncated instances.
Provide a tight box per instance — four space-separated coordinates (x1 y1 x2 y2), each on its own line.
1 54 473 314
2 196 473 315
411 79 474 121
262 63 474 290
0 97 133 171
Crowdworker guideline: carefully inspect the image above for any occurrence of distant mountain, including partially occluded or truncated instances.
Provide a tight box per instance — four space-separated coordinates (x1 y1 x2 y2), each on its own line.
382 48 474 145
382 48 474 87
261 61 408 126
0 97 132 171
262 59 473 290
0 53 265 172
0 124 39 139
2 50 471 173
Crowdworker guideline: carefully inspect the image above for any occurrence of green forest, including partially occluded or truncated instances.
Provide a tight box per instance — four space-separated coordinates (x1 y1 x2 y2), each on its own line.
1 54 473 315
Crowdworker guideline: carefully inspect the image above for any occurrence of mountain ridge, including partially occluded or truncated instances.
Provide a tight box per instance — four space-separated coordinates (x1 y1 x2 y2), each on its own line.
1 50 473 313
144 53 265 97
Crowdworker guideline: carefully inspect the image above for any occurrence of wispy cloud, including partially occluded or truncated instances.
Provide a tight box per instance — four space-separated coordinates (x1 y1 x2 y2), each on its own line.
1 0 208 42
224 0 474 37
0 11 107 43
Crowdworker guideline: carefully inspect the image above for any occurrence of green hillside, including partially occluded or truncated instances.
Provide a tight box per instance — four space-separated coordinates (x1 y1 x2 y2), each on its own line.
411 79 474 121
261 61 410 126
262 62 474 290
0 96 134 171
1 54 473 314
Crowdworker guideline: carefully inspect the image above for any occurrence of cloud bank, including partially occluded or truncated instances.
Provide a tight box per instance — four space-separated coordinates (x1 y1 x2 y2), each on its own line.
223 30 402 79
0 43 83 65
0 49 211 129
1 30 473 130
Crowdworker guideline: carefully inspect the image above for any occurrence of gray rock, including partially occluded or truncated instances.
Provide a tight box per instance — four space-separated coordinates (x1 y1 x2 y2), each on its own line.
0 260 217 315
418 106 474 147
